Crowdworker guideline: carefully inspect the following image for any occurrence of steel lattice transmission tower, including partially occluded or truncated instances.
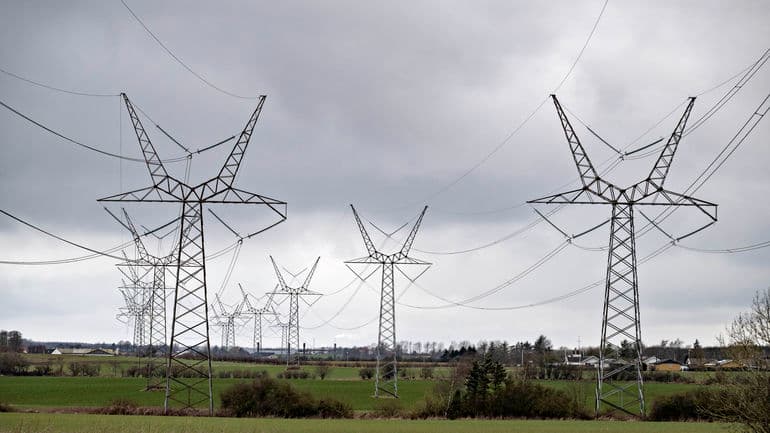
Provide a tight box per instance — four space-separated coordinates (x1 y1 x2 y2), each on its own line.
528 95 717 416
346 205 430 398
239 284 277 355
116 266 150 348
211 293 245 350
99 93 287 414
269 256 322 365
108 209 180 390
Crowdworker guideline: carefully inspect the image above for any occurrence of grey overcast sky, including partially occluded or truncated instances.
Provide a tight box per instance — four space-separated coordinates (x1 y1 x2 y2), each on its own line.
1 0 768 350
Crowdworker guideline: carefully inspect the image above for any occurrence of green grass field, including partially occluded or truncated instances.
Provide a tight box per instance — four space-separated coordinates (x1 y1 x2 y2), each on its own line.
0 413 732 433
0 375 700 413
0 376 434 411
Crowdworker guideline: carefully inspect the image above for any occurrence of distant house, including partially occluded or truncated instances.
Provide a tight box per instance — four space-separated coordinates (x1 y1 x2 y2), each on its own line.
582 356 600 367
651 359 682 372
51 348 116 356
564 353 584 366
717 359 746 370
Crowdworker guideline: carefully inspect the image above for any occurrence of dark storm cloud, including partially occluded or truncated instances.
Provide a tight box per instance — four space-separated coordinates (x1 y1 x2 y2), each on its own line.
1 0 768 346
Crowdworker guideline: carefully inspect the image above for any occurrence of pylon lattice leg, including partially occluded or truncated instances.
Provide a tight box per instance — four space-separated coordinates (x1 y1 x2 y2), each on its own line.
376 262 397 398
597 204 644 416
146 265 167 390
289 295 300 365
253 315 262 354
164 202 213 414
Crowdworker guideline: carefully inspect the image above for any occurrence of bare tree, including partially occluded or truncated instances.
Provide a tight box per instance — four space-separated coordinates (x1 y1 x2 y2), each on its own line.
706 288 770 433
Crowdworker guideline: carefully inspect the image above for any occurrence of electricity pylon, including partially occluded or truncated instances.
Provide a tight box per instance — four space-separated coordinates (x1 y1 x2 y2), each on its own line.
346 205 430 398
117 280 150 348
107 208 180 390
211 293 245 350
269 256 322 366
239 284 277 355
99 93 287 414
271 318 291 361
528 95 717 417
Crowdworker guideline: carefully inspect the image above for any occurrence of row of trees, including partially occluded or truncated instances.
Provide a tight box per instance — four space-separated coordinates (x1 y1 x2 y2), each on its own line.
0 330 23 353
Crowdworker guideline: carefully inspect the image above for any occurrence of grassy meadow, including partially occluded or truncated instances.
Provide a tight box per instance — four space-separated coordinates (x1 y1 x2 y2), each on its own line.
0 413 733 433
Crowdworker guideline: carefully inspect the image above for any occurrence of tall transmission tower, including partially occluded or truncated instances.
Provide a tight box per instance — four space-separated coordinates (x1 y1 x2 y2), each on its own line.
271 318 291 361
99 93 287 414
211 293 245 350
269 256 322 365
528 95 717 416
116 278 150 348
239 284 277 355
346 205 430 398
107 208 180 390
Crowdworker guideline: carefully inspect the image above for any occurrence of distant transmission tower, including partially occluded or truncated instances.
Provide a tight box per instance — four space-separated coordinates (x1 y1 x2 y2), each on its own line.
116 268 150 348
346 205 430 398
269 256 322 366
271 318 291 361
211 293 245 350
239 284 277 355
107 208 179 390
528 95 717 416
99 93 287 414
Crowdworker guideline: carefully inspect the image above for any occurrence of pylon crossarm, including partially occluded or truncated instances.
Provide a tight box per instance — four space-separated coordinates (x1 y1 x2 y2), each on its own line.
121 93 177 192
551 94 600 187
98 185 186 203
647 97 696 189
203 187 287 208
399 206 428 256
350 205 378 258
302 257 320 290
527 187 608 205
270 256 289 290
200 96 267 199
634 189 717 219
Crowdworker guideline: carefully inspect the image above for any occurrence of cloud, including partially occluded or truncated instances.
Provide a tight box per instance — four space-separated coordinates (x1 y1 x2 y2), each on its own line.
1 0 769 348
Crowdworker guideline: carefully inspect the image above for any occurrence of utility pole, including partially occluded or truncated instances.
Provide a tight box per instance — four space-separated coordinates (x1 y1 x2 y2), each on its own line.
99 93 286 414
269 256 322 366
346 205 430 398
528 94 717 417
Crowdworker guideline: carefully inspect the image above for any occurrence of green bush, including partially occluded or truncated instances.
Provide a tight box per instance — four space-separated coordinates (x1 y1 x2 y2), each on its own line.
373 398 404 418
103 398 138 415
220 377 351 418
0 401 13 412
277 369 312 379
648 389 716 421
0 352 29 375
358 367 374 380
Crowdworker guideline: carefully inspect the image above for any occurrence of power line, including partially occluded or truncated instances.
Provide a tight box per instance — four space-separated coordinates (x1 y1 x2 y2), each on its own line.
0 98 238 164
0 208 134 262
429 48 765 216
120 0 258 100
379 0 609 211
0 67 119 97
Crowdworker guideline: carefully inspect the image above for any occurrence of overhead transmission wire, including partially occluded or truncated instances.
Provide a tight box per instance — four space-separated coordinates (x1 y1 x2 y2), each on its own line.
0 209 243 265
0 208 137 262
379 0 609 212
0 67 119 97
396 91 770 311
0 98 235 164
431 47 766 217
354 65 770 312
120 0 258 100
637 90 770 240
411 49 768 256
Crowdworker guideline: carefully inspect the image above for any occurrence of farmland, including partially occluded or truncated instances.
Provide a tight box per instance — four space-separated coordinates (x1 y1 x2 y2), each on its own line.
0 413 733 433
